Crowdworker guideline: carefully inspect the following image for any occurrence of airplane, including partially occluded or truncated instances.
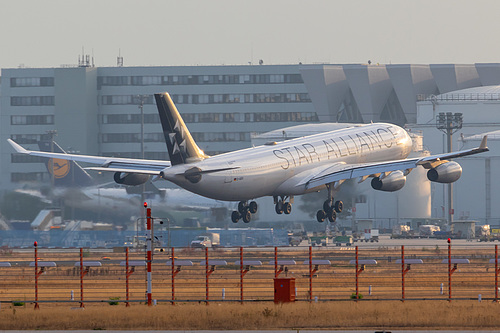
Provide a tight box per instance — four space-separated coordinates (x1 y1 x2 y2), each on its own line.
8 92 489 224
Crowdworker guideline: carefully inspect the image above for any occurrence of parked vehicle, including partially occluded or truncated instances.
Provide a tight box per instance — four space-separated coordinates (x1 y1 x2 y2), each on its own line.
190 232 220 249
362 229 379 242
334 235 353 246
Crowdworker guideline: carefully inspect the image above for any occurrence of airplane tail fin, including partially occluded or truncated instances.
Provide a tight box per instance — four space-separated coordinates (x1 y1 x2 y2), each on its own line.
38 141 94 187
154 92 209 165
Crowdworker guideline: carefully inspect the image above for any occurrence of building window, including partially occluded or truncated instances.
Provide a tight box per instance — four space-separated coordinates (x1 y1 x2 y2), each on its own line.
10 77 54 87
97 73 304 88
101 95 154 105
101 93 310 106
11 172 47 182
101 132 164 143
11 96 55 106
101 114 159 124
11 154 45 163
162 111 318 123
10 134 51 144
11 115 54 125
191 132 251 142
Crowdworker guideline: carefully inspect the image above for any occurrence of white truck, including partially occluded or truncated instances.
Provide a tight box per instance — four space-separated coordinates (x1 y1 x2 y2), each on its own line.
363 229 379 242
190 233 220 249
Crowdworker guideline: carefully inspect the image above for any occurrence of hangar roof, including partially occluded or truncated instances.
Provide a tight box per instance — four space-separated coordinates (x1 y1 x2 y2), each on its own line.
434 85 500 101
464 129 500 141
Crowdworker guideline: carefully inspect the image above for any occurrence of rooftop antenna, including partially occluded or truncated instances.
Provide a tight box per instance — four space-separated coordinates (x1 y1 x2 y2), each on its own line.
117 49 124 67
78 47 93 67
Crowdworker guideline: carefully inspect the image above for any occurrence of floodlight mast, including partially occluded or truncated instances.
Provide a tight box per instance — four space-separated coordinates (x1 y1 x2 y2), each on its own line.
436 112 463 224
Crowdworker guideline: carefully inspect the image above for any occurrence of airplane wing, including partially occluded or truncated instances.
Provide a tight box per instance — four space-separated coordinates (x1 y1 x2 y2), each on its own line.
8 139 170 175
303 135 489 190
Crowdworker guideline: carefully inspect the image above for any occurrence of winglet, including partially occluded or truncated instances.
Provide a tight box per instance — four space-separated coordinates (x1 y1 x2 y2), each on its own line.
480 135 488 150
7 139 28 154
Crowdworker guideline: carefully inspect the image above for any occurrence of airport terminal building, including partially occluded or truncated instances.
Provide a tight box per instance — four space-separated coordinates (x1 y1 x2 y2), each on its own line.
2 62 500 224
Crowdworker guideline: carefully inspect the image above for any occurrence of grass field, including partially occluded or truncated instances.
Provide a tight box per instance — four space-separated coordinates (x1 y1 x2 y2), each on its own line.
1 301 500 330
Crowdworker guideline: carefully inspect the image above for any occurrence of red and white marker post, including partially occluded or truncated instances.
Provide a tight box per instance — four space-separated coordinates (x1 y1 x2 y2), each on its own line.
145 202 153 306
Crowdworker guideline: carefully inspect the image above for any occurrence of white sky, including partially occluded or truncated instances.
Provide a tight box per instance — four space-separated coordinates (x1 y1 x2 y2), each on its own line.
1 0 499 68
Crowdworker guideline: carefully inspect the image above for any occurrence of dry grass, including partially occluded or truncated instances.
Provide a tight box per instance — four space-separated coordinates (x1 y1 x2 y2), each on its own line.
1 301 500 330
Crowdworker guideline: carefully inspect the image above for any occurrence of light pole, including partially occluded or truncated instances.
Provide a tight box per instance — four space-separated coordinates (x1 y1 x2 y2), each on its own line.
136 95 149 227
436 112 463 224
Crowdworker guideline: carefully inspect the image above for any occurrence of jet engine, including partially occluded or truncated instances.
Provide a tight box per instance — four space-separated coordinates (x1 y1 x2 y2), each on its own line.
427 161 462 183
113 172 150 186
371 170 406 192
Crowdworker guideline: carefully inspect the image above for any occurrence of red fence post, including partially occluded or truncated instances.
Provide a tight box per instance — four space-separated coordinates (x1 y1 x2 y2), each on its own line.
146 205 152 306
355 245 359 300
401 245 405 301
205 246 209 304
80 247 84 308
240 247 244 303
34 241 39 309
274 247 278 278
171 247 175 305
448 238 452 302
309 246 312 301
125 247 130 307
495 245 498 302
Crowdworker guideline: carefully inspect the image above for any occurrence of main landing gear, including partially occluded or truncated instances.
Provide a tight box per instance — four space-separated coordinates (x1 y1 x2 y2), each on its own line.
231 200 258 223
274 196 293 215
316 183 343 223
316 199 343 223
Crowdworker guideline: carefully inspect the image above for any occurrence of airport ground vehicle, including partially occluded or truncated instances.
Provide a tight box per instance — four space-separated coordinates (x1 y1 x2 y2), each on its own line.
359 229 379 242
288 236 302 246
190 232 220 249
334 235 353 246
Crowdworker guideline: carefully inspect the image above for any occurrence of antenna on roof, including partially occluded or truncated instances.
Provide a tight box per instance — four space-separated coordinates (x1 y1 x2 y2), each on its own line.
78 47 94 67
117 49 124 67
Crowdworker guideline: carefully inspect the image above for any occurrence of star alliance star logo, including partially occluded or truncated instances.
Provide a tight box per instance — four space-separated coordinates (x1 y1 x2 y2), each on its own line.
169 119 186 156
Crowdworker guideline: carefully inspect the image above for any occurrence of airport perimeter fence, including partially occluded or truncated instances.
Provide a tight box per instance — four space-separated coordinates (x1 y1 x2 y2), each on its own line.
1 243 500 307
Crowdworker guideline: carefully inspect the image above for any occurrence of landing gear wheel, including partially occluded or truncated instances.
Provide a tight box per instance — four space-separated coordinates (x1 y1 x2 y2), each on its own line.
242 210 252 223
275 201 284 214
316 210 326 223
249 201 258 214
238 201 247 214
323 200 332 213
327 209 337 223
283 202 292 215
231 211 240 223
334 200 343 213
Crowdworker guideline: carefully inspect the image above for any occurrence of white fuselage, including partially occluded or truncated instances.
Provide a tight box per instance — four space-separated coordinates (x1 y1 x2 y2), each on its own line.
161 123 413 201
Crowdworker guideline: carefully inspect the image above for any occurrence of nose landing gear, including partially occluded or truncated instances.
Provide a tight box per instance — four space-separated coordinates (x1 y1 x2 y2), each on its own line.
232 200 258 223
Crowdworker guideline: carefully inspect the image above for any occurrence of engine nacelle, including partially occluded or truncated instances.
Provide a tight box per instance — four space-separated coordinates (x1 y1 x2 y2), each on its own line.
427 161 462 183
371 170 406 192
113 172 150 186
